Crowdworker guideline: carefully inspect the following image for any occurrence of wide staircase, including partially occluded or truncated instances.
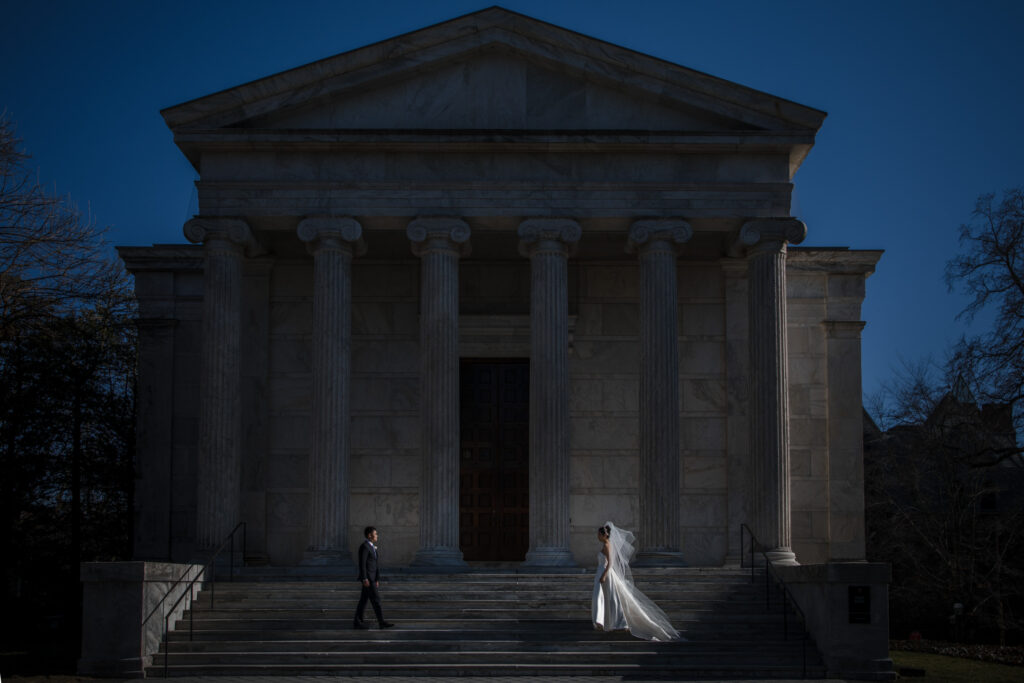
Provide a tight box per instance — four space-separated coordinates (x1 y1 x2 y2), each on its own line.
149 568 825 678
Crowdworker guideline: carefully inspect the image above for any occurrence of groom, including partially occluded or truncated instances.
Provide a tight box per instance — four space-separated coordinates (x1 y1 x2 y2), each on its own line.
353 526 395 630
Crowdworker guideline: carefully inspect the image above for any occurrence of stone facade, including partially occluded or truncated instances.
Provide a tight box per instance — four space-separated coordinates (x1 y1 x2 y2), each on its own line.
120 8 881 569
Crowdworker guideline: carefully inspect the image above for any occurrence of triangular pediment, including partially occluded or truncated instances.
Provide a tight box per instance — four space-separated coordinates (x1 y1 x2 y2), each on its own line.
162 7 826 136
245 48 749 132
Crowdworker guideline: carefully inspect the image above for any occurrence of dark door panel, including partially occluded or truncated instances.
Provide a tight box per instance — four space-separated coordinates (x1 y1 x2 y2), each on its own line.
460 360 528 561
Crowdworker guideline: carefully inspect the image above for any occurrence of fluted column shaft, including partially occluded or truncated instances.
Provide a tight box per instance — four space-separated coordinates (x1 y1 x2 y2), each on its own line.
185 218 258 551
298 217 364 566
409 218 470 566
740 219 806 566
519 219 580 567
628 220 692 565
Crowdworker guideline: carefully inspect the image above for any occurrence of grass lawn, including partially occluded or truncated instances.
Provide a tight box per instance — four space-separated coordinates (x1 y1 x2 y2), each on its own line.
892 650 1023 683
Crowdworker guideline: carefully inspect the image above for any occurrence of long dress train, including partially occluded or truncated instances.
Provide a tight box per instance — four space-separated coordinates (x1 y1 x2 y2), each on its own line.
591 522 683 642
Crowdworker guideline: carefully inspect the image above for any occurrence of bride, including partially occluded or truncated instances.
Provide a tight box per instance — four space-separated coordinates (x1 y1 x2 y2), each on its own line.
592 522 683 642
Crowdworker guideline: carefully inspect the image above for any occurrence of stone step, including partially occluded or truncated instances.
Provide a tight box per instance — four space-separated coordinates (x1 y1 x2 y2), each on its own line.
174 618 790 634
165 626 805 642
153 650 815 666
161 638 811 654
190 602 770 610
221 574 762 586
145 662 825 678
200 586 762 599
152 570 818 679
188 602 770 618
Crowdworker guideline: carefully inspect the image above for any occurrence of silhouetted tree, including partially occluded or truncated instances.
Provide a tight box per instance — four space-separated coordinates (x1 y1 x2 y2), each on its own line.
0 115 135 671
945 187 1024 463
866 362 1024 645
866 187 1024 646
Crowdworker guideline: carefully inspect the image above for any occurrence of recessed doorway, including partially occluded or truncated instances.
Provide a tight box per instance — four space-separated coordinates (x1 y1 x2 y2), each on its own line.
459 359 529 561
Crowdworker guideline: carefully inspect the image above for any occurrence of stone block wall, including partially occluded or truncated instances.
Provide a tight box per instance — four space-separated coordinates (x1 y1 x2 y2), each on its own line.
569 263 642 562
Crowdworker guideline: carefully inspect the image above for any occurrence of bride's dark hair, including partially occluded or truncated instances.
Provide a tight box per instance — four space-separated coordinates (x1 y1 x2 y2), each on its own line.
597 525 611 537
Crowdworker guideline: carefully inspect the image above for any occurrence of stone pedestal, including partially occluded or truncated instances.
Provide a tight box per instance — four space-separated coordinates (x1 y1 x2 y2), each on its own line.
184 218 260 552
518 218 580 567
79 561 203 676
627 220 692 566
297 217 365 566
738 218 806 566
408 217 470 567
775 562 894 679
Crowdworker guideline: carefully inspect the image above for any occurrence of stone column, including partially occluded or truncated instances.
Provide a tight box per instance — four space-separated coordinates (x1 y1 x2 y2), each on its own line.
737 218 806 566
297 217 365 566
627 219 692 565
408 217 471 567
518 218 580 567
184 218 261 552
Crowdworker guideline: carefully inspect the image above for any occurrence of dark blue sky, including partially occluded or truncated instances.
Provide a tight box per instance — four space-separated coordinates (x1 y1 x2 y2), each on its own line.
3 0 1022 399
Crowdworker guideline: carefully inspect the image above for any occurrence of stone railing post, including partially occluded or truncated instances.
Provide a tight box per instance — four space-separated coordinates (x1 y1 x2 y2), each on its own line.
736 218 806 566
627 219 692 565
184 217 261 552
408 217 471 567
518 218 580 567
297 216 365 566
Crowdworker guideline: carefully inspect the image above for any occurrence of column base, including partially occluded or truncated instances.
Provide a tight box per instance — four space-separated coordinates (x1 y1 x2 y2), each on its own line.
764 548 799 566
301 548 354 568
522 547 577 567
633 551 688 568
411 546 467 567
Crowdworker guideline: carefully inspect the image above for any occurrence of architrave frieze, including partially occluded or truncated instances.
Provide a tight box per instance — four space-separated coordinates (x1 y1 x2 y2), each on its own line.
194 182 793 219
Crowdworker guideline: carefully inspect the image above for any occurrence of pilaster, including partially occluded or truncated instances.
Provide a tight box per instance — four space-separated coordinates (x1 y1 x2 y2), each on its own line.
721 259 750 567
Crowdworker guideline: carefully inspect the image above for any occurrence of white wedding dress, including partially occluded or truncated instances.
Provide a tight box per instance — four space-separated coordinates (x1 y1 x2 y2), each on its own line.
591 522 683 642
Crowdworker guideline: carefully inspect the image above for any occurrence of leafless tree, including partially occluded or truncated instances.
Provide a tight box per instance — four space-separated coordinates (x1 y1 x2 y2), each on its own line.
945 188 1024 464
0 115 129 340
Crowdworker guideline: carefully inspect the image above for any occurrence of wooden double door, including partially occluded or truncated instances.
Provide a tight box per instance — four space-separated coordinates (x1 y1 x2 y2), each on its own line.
459 359 529 561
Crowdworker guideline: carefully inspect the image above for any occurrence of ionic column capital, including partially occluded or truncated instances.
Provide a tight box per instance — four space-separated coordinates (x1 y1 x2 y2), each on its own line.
297 216 367 256
734 218 807 256
517 218 581 257
407 217 471 257
184 217 264 256
626 219 693 255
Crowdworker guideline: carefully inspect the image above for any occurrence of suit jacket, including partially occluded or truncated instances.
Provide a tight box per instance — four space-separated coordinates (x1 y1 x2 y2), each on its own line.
357 540 380 583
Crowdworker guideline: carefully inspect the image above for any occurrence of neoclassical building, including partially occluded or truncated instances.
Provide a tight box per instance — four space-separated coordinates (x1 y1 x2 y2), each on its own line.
121 7 881 569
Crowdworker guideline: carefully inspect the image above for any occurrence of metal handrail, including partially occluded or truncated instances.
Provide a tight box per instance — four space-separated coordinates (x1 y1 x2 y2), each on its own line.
739 523 817 679
141 522 246 677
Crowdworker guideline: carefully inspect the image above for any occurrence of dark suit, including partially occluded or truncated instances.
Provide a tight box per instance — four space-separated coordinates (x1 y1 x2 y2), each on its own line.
354 540 385 626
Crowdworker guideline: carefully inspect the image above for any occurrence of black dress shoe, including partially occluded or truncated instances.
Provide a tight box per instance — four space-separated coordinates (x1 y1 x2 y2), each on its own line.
353 621 370 629
379 621 395 628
